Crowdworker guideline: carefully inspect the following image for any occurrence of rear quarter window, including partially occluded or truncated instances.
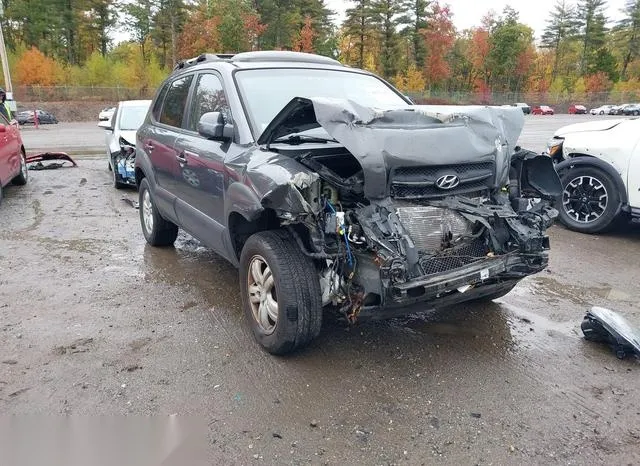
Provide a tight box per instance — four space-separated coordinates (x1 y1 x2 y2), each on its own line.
159 75 194 128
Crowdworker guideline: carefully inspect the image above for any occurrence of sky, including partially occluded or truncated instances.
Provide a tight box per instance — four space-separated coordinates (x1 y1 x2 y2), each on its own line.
327 0 628 39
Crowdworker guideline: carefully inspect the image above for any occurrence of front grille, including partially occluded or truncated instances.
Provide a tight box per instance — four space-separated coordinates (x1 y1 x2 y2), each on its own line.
419 239 489 276
390 162 495 199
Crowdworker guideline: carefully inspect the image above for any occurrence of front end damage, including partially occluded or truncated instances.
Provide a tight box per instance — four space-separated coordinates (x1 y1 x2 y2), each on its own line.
254 98 562 321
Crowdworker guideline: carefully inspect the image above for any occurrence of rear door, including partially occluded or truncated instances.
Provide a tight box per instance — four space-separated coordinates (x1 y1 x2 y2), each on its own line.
139 74 194 219
0 113 19 184
172 72 231 251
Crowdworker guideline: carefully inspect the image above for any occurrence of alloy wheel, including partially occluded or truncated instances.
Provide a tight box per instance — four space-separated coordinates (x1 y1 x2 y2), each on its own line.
247 255 278 334
142 189 154 234
562 175 608 223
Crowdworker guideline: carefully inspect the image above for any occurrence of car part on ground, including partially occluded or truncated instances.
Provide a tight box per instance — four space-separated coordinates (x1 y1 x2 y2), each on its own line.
26 152 78 170
582 306 640 359
135 51 562 354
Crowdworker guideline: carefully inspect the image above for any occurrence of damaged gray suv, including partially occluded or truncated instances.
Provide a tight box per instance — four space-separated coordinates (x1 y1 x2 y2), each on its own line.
135 51 562 354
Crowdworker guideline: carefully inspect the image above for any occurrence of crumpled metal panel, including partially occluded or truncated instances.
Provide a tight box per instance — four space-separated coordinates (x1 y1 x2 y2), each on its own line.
395 205 472 253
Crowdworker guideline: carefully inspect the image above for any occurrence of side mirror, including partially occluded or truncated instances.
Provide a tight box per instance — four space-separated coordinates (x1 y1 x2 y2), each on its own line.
197 112 233 141
98 119 112 130
0 124 6 133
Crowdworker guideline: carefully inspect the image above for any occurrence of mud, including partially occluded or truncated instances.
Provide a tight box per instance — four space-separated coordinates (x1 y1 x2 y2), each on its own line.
1 160 639 464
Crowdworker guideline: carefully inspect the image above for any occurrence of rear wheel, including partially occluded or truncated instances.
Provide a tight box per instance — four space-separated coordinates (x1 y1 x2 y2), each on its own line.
138 177 178 246
239 230 323 355
12 150 28 186
557 166 620 234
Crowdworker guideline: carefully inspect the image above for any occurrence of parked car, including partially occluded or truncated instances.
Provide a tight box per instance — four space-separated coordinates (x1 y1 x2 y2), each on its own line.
590 105 615 115
0 113 28 203
135 51 560 354
16 109 58 125
532 105 554 115
622 103 640 116
513 102 531 114
98 100 151 189
99 106 116 121
547 118 640 233
568 104 587 114
609 104 632 115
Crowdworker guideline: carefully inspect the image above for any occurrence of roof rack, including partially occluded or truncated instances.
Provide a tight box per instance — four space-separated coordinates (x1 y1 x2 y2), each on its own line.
173 53 235 71
231 51 341 66
173 51 342 72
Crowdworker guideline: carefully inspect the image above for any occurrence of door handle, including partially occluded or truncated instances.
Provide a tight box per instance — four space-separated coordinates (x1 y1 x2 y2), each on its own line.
176 153 187 164
144 142 155 152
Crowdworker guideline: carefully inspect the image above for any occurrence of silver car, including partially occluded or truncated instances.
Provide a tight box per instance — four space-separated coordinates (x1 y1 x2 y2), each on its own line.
99 100 151 188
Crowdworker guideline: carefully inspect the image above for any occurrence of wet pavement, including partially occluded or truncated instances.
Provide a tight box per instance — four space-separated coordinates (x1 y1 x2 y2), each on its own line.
1 155 640 462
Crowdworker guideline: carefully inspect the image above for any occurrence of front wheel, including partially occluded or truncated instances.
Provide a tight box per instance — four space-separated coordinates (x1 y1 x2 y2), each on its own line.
12 150 28 186
138 177 178 246
239 230 323 355
557 166 621 234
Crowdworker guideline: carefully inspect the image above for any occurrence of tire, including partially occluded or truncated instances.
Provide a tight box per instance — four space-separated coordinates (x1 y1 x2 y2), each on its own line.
634 111 639 116
557 166 621 234
11 150 28 186
599 111 604 115
111 156 126 190
239 230 323 355
138 177 178 246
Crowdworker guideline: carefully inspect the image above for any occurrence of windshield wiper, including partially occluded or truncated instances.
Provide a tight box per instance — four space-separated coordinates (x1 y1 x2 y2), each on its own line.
272 134 338 145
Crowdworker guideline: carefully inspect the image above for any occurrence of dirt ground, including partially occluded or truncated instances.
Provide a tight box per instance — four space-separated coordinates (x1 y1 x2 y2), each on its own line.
1 125 640 463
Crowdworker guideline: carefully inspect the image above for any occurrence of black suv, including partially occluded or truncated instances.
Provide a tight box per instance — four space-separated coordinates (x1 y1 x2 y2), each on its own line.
135 51 561 354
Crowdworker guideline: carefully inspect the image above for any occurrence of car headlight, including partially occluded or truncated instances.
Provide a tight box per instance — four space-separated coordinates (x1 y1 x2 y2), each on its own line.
546 138 564 159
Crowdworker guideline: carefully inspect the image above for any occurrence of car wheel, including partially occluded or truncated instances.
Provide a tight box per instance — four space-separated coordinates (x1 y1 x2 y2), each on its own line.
111 156 127 190
239 230 323 355
599 111 604 115
557 167 620 234
12 150 28 186
139 177 178 246
634 111 639 116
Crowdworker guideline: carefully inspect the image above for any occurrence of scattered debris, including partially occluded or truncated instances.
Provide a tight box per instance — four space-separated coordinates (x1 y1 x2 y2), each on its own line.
53 337 94 355
121 198 139 209
26 152 78 170
581 306 640 359
470 412 482 418
2 359 17 365
121 364 142 373
272 433 283 439
9 387 30 397
310 420 319 428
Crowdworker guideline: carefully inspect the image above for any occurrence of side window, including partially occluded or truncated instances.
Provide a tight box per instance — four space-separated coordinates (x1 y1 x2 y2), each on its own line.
151 82 169 121
159 75 193 128
188 73 230 132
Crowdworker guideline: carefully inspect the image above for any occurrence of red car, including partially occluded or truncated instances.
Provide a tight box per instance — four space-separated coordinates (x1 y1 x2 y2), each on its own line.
0 114 28 203
532 105 555 115
568 104 587 114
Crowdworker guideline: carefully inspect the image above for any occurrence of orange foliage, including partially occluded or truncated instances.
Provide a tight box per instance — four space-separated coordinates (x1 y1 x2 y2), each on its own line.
294 16 316 53
242 13 267 51
584 72 613 93
420 2 455 86
15 47 59 86
176 6 221 58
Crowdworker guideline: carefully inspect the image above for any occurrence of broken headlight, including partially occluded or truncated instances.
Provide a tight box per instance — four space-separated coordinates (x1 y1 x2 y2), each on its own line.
546 137 564 161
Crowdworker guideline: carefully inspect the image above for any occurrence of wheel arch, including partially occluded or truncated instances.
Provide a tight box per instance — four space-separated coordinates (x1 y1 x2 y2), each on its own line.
556 155 628 206
228 208 281 260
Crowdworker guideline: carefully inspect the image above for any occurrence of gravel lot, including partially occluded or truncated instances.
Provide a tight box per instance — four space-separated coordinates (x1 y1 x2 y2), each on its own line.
1 115 639 464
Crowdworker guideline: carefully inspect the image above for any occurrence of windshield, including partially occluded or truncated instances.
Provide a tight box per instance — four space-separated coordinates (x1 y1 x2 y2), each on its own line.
234 68 407 137
119 105 149 131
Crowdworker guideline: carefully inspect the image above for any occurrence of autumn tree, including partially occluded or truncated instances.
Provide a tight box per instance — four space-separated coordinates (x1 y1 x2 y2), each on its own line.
123 0 155 62
617 0 640 79
176 4 222 58
398 0 430 68
542 0 579 78
343 0 378 68
15 47 60 86
420 1 455 88
576 0 608 74
294 16 316 52
372 0 404 78
152 0 188 68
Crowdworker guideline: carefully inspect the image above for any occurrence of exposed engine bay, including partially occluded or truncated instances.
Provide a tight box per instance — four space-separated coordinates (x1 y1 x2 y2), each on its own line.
113 142 136 186
253 98 563 321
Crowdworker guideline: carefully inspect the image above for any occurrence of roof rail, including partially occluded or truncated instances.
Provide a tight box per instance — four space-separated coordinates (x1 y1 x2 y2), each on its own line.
231 51 341 66
173 53 236 71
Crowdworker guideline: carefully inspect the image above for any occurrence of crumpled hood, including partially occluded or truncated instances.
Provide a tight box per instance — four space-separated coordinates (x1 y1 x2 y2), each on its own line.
259 97 524 199
554 119 625 137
